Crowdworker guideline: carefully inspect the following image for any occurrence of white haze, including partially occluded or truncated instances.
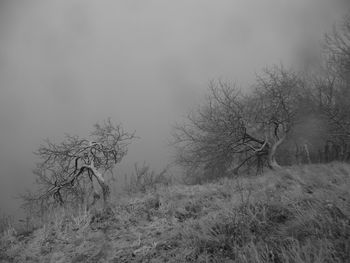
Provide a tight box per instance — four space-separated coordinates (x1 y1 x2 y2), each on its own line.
0 0 348 215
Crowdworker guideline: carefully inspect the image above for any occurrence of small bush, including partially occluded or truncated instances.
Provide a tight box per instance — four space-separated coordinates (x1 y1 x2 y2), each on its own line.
124 163 172 194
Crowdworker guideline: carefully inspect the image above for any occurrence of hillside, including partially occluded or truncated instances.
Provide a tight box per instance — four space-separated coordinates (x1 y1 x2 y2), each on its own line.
1 163 350 262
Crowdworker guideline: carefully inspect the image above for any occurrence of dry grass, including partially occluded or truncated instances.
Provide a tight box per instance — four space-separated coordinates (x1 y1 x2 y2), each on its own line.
1 162 349 262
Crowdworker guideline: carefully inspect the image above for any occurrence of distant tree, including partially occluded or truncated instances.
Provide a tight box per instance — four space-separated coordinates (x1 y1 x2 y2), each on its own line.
321 14 350 138
302 13 350 162
173 66 304 179
324 13 350 81
23 119 135 209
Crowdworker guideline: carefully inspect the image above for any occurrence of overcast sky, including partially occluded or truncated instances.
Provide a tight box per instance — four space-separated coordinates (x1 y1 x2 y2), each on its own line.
0 0 349 215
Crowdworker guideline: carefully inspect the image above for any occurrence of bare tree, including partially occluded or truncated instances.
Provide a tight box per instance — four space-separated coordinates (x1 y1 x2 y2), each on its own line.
324 13 350 80
23 119 135 209
172 81 249 179
173 66 303 179
251 66 305 169
303 13 350 161
322 14 350 138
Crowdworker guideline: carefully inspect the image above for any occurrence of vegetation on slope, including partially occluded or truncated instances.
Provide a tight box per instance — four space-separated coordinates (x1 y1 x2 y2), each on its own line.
1 162 349 262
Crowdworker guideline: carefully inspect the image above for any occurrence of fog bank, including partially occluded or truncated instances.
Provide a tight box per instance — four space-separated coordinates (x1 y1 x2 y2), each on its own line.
0 0 348 215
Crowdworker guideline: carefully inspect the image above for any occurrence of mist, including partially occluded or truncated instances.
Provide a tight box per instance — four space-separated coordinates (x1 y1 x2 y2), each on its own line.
0 0 348 215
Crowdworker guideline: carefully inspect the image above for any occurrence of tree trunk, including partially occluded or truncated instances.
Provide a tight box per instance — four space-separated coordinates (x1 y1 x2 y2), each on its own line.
88 162 110 208
267 135 286 170
295 143 302 165
304 144 311 164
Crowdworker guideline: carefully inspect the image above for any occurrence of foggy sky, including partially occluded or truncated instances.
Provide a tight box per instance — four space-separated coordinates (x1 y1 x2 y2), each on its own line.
0 0 348 215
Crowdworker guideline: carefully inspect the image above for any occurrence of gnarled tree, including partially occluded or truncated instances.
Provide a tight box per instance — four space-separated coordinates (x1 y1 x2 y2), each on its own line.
251 66 305 169
173 66 303 179
23 119 135 209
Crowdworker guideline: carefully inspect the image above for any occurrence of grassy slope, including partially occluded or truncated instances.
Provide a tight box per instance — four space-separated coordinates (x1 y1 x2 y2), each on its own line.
1 163 350 263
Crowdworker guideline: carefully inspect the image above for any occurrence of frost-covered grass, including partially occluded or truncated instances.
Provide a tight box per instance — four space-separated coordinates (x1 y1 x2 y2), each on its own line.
1 163 349 262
